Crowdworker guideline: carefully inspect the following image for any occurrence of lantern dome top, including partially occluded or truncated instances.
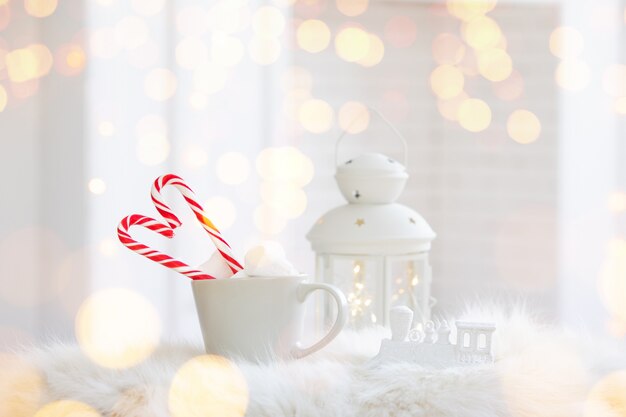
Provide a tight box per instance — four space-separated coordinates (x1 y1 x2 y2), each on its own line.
306 203 436 255
336 153 408 204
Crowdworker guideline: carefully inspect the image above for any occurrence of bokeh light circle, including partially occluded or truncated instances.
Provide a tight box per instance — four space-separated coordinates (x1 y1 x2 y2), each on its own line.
430 64 464 99
462 16 502 50
176 37 209 70
555 59 590 91
248 36 281 65
477 48 512 82
335 27 370 62
144 68 177 101
75 288 161 369
507 109 541 144
432 33 465 65
336 0 368 17
357 34 384 67
204 197 237 230
254 204 287 235
216 152 251 185
585 371 626 417
252 6 285 37
297 19 331 53
169 355 248 417
338 101 369 134
34 400 101 417
549 26 584 59
24 0 57 18
256 147 314 186
0 85 7 112
602 64 626 97
458 98 491 132
298 98 334 133
88 178 106 195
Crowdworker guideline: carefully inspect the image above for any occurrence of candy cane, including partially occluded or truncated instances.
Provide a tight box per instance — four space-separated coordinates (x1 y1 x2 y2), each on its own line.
117 214 216 280
151 174 244 274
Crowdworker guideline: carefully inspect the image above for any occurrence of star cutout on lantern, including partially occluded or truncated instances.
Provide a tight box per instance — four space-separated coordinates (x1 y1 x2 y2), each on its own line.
354 190 361 199
409 217 416 224
355 218 365 227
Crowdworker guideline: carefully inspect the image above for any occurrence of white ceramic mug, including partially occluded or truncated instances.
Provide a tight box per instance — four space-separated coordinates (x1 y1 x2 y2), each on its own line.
192 275 347 363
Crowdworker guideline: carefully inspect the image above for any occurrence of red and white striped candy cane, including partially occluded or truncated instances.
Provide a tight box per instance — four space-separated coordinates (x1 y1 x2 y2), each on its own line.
117 214 216 280
151 174 244 274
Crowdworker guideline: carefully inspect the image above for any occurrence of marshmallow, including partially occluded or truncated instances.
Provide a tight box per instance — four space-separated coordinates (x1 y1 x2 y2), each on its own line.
198 251 234 279
235 241 299 278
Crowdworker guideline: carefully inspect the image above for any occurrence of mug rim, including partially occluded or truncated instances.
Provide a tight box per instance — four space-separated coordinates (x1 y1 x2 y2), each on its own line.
191 273 308 286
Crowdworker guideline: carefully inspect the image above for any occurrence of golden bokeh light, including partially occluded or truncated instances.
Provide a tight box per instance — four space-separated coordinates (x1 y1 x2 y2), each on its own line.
430 64 465 99
602 64 626 97
585 371 626 417
98 238 118 258
175 37 209 70
211 33 245 67
357 34 384 67
6 44 53 83
297 19 331 53
144 68 177 101
114 16 149 50
0 353 44 417
477 48 512 82
446 0 497 22
55 44 86 76
437 91 468 121
599 239 626 322
169 355 248 417
194 63 228 94
260 182 308 219
98 121 115 137
204 197 237 230
336 0 368 17
88 178 106 195
549 26 584 59
507 109 541 144
34 400 101 417
181 144 208 169
216 152 251 185
252 6 285 37
75 288 161 369
614 97 626 115
555 59 590 91
24 0 57 18
254 204 287 235
492 70 524 101
188 92 208 110
298 98 334 133
462 15 502 50
248 36 281 65
131 0 165 16
432 33 465 65
338 101 369 134
335 26 370 62
458 98 491 132
384 16 417 49
608 191 626 213
256 147 314 187
0 85 7 112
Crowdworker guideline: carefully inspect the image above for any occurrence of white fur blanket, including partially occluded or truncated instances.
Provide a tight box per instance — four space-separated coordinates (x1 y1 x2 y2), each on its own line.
2 308 625 417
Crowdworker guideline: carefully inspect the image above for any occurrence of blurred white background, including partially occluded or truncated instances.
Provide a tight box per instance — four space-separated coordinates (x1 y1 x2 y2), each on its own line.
0 0 625 350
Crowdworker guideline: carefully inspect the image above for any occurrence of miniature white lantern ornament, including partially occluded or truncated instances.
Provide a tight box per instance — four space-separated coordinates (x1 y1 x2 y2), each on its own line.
307 110 436 328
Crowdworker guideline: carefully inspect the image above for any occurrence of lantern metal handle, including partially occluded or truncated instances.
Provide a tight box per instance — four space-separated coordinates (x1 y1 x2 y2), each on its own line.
335 106 409 168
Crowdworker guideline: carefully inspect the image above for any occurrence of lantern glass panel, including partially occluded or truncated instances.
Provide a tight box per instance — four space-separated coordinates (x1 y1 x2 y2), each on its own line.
325 255 384 328
388 254 430 322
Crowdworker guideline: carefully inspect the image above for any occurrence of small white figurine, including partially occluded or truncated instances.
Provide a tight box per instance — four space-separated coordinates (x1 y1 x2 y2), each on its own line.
373 306 496 368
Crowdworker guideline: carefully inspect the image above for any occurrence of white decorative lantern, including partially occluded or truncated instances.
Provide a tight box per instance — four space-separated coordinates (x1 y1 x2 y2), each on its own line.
307 122 436 328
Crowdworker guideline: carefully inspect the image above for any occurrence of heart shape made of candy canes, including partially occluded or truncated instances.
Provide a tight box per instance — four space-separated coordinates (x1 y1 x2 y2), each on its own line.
117 174 243 280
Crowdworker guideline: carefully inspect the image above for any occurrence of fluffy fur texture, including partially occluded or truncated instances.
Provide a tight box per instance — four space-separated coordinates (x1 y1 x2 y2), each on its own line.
1 306 625 417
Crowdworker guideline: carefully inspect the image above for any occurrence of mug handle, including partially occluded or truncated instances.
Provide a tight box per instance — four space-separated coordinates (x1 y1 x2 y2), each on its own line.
292 282 348 359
